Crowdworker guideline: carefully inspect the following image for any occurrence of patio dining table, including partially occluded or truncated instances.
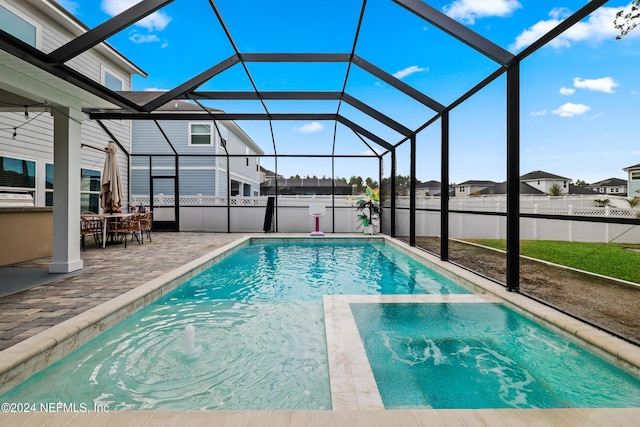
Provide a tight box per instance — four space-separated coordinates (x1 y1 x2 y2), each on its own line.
81 212 136 248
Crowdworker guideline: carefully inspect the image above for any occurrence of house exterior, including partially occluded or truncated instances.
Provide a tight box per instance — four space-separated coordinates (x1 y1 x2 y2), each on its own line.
520 170 571 195
0 0 143 212
586 178 628 197
623 164 640 198
130 101 264 202
454 180 497 197
415 180 448 197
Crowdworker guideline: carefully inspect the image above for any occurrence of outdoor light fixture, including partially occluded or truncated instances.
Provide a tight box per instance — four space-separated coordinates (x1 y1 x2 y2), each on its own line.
24 106 29 119
12 128 17 140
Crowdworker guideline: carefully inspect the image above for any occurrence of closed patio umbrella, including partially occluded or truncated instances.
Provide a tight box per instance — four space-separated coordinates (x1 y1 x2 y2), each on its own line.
100 141 123 213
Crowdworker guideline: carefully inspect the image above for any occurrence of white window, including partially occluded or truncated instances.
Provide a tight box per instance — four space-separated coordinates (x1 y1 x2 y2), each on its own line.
189 123 212 146
0 5 38 47
245 147 250 168
80 169 101 212
0 156 35 194
631 171 640 180
102 68 123 91
218 125 228 148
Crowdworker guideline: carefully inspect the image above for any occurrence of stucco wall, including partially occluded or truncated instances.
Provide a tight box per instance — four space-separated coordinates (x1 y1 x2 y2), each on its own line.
0 208 52 266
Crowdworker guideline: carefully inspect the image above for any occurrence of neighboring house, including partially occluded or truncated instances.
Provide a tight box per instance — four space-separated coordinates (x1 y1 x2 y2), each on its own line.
415 180 449 197
454 180 497 197
623 163 640 198
260 178 352 196
520 170 571 195
130 101 264 200
259 166 283 183
0 0 143 212
586 178 627 197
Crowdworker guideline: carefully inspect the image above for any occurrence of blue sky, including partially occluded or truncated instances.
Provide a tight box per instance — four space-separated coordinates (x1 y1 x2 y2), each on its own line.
59 0 640 184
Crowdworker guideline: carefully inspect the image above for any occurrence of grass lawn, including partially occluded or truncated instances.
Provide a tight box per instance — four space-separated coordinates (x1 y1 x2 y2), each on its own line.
464 239 640 284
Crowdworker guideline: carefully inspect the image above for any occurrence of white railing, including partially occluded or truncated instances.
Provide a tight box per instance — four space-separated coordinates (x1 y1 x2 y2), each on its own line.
130 194 361 208
129 194 639 243
391 195 639 219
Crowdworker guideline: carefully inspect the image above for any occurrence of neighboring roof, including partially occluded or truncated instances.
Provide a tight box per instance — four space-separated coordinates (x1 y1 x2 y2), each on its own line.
416 180 441 189
569 184 598 195
155 100 223 113
457 180 497 186
520 170 570 181
260 178 351 188
477 182 544 195
623 163 640 171
588 178 627 187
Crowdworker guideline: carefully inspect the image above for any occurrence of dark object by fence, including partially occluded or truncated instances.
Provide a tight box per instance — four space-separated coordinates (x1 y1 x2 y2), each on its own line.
263 196 275 232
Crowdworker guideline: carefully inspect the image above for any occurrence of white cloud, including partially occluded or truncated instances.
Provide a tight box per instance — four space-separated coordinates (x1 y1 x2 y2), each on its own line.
573 77 619 93
129 33 161 44
559 87 575 95
295 122 324 133
552 103 590 117
444 0 521 25
530 110 547 116
101 0 171 31
511 6 624 51
393 65 428 79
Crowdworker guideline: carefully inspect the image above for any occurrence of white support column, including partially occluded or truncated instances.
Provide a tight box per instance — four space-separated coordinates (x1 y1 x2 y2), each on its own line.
49 106 84 273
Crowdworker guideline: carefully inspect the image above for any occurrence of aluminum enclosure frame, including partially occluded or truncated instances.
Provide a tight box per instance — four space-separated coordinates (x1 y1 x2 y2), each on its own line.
0 0 614 292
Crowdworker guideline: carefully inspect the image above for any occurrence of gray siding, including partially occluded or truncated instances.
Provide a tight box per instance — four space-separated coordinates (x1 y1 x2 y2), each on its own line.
0 0 134 209
131 120 263 199
179 169 216 195
131 170 149 195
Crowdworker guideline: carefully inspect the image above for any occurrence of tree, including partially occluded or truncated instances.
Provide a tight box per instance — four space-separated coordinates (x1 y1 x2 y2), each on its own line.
348 176 364 193
626 197 640 208
615 1 640 39
574 179 588 187
548 183 563 196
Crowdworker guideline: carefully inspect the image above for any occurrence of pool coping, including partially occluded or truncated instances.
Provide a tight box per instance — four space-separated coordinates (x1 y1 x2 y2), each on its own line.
0 233 639 426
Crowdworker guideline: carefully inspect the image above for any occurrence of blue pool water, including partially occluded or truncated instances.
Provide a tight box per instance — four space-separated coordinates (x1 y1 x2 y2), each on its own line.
1 240 469 410
351 303 640 409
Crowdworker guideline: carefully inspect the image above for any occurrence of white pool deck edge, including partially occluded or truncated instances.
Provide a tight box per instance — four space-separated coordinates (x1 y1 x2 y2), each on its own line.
1 233 639 426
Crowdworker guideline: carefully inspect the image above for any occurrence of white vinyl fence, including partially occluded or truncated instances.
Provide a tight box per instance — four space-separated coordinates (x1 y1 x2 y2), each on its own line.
130 194 640 243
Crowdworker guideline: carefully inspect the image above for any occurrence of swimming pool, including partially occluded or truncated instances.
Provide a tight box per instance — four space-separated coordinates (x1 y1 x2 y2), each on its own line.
1 237 638 413
0 239 469 410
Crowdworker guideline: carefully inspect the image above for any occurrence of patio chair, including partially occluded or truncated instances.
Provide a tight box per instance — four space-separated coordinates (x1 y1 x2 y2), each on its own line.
80 214 103 250
108 214 141 248
138 211 152 243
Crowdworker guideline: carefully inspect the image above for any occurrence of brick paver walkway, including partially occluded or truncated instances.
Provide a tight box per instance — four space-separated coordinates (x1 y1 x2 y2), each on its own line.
0 232 249 351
